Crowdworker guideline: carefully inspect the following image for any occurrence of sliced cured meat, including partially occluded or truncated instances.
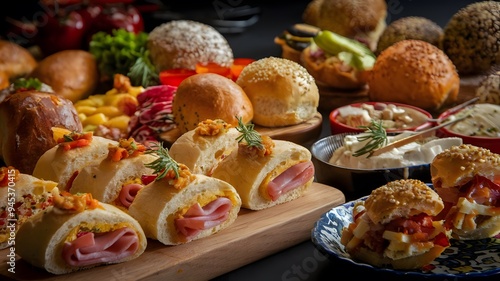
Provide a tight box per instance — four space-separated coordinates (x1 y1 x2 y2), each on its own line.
62 227 139 267
267 161 315 201
118 183 143 208
175 197 232 239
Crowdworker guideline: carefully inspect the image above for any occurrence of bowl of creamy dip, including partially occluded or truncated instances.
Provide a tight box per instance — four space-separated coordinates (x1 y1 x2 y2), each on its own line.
436 103 500 153
311 132 462 200
329 102 433 135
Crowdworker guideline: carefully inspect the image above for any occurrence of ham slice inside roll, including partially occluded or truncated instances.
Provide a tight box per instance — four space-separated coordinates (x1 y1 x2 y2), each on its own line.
118 183 143 208
62 227 139 267
267 161 315 201
175 197 232 239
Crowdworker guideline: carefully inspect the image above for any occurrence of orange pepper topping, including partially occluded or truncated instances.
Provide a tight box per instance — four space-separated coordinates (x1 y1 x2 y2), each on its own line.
57 132 93 151
107 137 146 162
53 189 102 213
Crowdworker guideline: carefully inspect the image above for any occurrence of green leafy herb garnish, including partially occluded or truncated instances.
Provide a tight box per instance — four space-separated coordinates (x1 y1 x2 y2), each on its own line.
145 142 180 181
89 29 158 87
352 120 388 157
235 116 263 149
13 77 42 91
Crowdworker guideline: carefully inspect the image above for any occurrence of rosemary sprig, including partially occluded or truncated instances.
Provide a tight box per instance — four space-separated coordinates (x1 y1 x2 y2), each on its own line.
235 116 263 149
145 142 180 181
128 51 159 87
352 120 388 157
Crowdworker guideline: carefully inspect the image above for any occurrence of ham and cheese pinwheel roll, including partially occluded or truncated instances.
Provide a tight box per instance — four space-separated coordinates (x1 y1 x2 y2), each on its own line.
128 143 241 245
16 190 147 275
169 119 240 176
70 138 157 211
211 119 315 210
33 132 118 191
0 167 58 249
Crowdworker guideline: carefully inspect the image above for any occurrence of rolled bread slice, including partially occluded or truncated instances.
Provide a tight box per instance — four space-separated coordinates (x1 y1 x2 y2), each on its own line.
169 119 240 176
32 134 118 191
0 167 58 249
16 191 147 275
211 139 315 210
70 152 157 212
128 170 241 245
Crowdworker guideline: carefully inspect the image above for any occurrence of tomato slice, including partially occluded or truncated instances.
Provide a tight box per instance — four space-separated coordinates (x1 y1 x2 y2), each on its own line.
196 62 231 78
159 69 197 87
230 58 255 81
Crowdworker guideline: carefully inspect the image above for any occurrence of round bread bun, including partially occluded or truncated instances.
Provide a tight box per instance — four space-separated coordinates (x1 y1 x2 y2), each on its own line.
0 40 37 79
367 39 460 111
302 0 387 51
147 20 234 71
172 73 253 134
375 16 444 55
431 144 500 189
301 45 369 89
235 57 319 127
364 179 444 225
442 1 500 74
29 50 99 103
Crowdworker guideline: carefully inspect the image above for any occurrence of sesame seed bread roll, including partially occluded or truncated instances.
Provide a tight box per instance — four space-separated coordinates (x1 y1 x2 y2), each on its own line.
0 169 58 249
16 192 147 275
32 135 118 191
367 40 460 111
211 140 315 210
431 144 500 240
147 20 234 71
169 120 240 176
340 179 451 270
172 73 254 134
128 173 241 245
236 57 319 127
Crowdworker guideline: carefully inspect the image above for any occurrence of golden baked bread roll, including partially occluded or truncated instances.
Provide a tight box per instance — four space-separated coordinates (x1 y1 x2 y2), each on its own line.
431 144 500 240
211 122 315 210
368 40 460 111
32 133 118 191
169 119 240 176
172 73 253 134
0 40 37 79
29 50 99 103
236 57 319 127
0 167 58 249
128 144 241 245
0 91 83 174
70 138 157 211
16 191 147 275
340 179 451 270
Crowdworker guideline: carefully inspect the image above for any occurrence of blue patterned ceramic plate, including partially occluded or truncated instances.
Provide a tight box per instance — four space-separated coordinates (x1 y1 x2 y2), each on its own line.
311 196 500 277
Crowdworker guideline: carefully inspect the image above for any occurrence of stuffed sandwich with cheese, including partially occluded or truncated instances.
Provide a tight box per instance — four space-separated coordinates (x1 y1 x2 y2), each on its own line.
340 179 451 270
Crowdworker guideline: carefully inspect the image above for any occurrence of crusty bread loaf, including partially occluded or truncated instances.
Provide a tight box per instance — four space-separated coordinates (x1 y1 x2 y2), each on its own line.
0 40 37 79
16 201 147 275
32 136 118 190
70 153 157 205
235 57 319 127
169 126 240 176
211 140 314 210
172 73 253 134
431 144 500 240
367 40 460 111
128 174 241 245
0 91 83 174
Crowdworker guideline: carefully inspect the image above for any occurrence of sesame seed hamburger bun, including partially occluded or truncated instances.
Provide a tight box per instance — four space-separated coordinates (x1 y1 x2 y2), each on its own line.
341 179 451 270
235 57 319 127
172 73 253 134
431 144 500 240
147 20 234 71
302 0 387 51
367 40 460 111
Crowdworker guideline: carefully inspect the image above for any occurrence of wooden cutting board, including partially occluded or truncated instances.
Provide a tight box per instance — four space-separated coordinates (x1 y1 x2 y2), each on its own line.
0 182 345 281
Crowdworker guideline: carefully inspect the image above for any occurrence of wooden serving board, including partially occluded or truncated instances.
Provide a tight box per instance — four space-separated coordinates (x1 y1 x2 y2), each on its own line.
0 182 345 281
